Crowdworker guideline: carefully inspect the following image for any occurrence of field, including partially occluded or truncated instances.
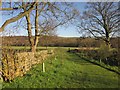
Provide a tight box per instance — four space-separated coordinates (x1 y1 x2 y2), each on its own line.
2 47 119 88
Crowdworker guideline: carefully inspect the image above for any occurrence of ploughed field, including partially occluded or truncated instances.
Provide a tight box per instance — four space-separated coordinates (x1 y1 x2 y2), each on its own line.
2 47 119 88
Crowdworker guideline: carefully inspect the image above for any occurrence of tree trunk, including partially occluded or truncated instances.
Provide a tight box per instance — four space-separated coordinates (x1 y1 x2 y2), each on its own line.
105 25 111 49
22 2 36 53
31 45 36 53
103 13 111 49
25 2 39 53
34 2 39 52
105 36 111 49
25 13 35 52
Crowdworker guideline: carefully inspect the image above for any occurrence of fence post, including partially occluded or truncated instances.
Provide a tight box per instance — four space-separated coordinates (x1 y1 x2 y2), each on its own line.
42 62 45 72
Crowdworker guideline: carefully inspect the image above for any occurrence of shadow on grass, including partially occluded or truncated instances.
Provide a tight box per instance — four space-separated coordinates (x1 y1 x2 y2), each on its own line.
66 52 92 65
68 52 120 75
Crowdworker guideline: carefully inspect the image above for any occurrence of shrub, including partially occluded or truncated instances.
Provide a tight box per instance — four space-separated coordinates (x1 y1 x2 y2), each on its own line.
79 43 119 66
98 43 112 62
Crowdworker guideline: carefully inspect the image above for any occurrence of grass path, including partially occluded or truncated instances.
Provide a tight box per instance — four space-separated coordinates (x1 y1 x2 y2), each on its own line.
2 48 119 88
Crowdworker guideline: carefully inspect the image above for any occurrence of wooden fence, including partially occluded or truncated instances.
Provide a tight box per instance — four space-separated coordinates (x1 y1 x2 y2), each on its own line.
1 50 54 81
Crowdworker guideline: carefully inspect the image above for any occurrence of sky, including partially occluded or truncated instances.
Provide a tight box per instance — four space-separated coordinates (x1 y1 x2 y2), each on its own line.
0 2 87 37
57 2 86 37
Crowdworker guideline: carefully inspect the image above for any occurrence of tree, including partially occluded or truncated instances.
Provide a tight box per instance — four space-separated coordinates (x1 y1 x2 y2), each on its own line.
0 2 36 32
77 2 120 48
27 2 78 52
0 2 78 52
38 19 57 49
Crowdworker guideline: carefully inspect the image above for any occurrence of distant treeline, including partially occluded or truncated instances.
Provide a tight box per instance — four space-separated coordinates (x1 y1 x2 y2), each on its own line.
1 36 120 48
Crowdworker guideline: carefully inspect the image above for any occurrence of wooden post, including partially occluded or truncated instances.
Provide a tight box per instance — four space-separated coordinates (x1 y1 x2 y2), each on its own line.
100 59 101 63
0 74 3 89
42 63 45 72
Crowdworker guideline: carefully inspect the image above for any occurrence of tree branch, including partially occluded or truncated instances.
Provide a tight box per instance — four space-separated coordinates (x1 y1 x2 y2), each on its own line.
0 3 32 11
0 2 36 32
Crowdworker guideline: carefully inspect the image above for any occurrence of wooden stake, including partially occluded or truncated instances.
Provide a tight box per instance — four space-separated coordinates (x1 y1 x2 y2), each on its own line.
42 63 45 72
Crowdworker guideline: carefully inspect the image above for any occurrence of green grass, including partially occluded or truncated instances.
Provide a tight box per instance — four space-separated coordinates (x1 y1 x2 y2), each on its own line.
2 46 77 50
2 47 119 88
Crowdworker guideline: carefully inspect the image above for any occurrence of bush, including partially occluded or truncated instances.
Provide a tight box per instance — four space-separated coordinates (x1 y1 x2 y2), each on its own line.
98 43 112 62
78 43 119 66
89 43 119 66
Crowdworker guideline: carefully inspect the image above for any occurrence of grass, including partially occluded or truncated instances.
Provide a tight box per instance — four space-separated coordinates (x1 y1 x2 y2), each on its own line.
2 47 119 88
2 46 77 50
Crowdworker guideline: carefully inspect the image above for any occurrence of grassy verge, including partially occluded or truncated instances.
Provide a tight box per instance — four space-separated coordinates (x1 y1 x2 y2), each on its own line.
2 46 78 49
75 52 119 75
2 48 119 88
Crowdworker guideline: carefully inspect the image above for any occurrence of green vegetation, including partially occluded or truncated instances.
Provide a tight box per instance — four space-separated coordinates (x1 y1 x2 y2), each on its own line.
2 48 119 88
76 53 119 74
2 46 77 50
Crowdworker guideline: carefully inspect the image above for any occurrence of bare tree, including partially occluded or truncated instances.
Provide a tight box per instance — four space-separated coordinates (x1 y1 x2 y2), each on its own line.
23 2 78 52
0 2 78 52
77 2 120 48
